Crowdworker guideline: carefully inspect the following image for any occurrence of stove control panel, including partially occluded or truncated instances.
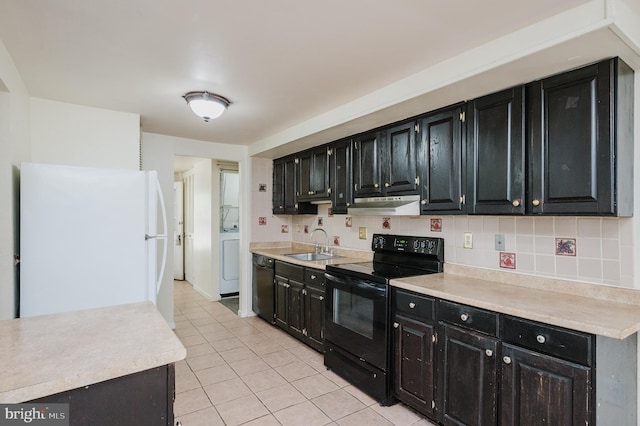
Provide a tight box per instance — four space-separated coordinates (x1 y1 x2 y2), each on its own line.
372 234 444 257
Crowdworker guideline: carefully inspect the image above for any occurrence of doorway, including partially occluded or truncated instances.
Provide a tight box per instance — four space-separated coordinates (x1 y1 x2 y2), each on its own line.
173 155 241 308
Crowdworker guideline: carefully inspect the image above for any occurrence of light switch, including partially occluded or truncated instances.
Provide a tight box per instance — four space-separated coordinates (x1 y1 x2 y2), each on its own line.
495 234 505 251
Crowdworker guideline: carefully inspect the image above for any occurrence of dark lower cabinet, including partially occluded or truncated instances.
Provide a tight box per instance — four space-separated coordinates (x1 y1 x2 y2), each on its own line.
31 365 175 426
500 343 591 426
391 291 609 425
393 315 436 416
305 284 325 351
438 323 498 426
274 261 325 352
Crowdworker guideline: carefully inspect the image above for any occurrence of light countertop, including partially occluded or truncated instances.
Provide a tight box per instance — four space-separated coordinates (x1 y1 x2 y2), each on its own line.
0 302 186 403
250 241 372 268
251 243 640 340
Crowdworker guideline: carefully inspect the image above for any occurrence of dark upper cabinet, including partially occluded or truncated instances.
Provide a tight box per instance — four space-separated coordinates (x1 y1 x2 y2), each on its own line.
385 121 418 194
298 145 330 201
272 157 285 214
330 138 353 214
417 104 466 214
527 57 633 216
353 122 418 198
467 87 525 215
272 154 317 215
353 130 384 197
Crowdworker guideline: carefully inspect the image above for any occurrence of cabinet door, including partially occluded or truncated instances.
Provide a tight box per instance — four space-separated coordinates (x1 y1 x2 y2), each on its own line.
305 285 325 352
274 276 289 330
393 315 435 417
384 121 418 194
527 59 614 215
297 151 313 201
288 280 305 338
298 146 330 201
330 138 353 214
272 158 285 214
353 130 384 197
283 156 298 214
417 104 465 214
310 146 330 198
438 323 498 426
500 343 591 426
467 87 525 215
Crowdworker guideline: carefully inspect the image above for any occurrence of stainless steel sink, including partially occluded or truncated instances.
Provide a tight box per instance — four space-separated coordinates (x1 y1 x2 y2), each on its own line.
285 252 342 261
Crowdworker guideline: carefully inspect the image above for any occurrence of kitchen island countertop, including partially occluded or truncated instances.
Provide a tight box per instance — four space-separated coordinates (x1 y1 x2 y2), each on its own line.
0 301 186 403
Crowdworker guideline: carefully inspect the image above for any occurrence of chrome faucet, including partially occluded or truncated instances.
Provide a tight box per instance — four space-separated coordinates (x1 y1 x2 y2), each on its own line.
309 228 330 254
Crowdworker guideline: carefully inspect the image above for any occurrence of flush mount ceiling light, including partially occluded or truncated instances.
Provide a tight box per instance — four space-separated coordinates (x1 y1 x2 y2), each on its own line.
183 91 231 122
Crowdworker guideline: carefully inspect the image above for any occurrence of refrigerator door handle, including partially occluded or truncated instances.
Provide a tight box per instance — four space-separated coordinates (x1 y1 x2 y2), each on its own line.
154 178 168 297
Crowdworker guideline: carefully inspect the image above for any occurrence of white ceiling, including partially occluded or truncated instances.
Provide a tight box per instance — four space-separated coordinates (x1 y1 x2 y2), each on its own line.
0 0 604 151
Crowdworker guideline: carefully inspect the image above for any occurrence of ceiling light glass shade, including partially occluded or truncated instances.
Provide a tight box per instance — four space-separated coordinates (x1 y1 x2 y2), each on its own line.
183 91 231 122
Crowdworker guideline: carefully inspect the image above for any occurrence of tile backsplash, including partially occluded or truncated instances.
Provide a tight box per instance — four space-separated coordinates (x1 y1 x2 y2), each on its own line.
288 205 634 288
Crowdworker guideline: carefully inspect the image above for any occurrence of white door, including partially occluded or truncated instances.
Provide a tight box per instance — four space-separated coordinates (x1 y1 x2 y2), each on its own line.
173 181 184 280
183 172 195 284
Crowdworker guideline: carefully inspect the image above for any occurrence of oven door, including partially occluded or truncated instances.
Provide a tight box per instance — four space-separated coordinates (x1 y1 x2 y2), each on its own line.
324 272 389 370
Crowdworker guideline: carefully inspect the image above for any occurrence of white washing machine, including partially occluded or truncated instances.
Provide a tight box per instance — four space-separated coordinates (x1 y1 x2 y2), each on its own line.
220 230 239 296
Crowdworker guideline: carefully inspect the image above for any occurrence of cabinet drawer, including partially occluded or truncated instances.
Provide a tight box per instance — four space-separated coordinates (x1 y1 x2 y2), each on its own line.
502 316 593 366
393 289 434 322
304 268 325 288
438 300 498 337
274 261 305 282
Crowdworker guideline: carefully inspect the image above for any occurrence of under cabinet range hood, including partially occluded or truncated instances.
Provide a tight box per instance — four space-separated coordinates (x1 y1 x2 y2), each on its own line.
348 195 420 216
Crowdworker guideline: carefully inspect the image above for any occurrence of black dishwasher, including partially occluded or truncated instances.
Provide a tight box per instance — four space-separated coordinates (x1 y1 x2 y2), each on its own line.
252 254 275 323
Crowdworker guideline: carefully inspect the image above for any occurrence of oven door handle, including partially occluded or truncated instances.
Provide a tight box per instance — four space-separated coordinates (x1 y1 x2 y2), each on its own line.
325 273 386 296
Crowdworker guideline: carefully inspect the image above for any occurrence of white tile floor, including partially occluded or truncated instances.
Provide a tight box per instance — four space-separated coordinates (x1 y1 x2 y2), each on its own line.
173 280 437 426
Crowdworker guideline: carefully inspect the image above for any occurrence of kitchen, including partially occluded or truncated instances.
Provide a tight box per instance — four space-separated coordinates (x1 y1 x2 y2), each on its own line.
1 1 640 425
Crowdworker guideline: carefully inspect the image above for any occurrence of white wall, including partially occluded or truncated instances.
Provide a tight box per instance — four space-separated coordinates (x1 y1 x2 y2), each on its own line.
0 39 30 320
30 98 140 170
192 159 214 299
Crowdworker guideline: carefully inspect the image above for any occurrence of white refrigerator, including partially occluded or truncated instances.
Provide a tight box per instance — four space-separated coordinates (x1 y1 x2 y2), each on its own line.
20 162 168 317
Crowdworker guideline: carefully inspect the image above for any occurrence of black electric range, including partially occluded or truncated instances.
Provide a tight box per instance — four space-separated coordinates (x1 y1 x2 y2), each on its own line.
324 234 444 405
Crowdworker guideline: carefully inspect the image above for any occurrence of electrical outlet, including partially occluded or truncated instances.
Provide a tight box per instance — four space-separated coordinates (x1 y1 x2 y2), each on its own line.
495 234 505 251
463 232 473 249
359 227 367 240
296 224 300 233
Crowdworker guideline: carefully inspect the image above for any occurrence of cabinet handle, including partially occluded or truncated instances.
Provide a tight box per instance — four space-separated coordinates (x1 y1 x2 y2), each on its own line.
485 349 493 357
384 183 390 187
408 302 416 309
532 199 540 207
346 202 351 207
460 313 469 322
319 296 324 301
512 199 520 207
393 322 399 328
536 335 546 344
374 183 380 188
310 274 316 280
421 199 428 205
503 356 512 365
